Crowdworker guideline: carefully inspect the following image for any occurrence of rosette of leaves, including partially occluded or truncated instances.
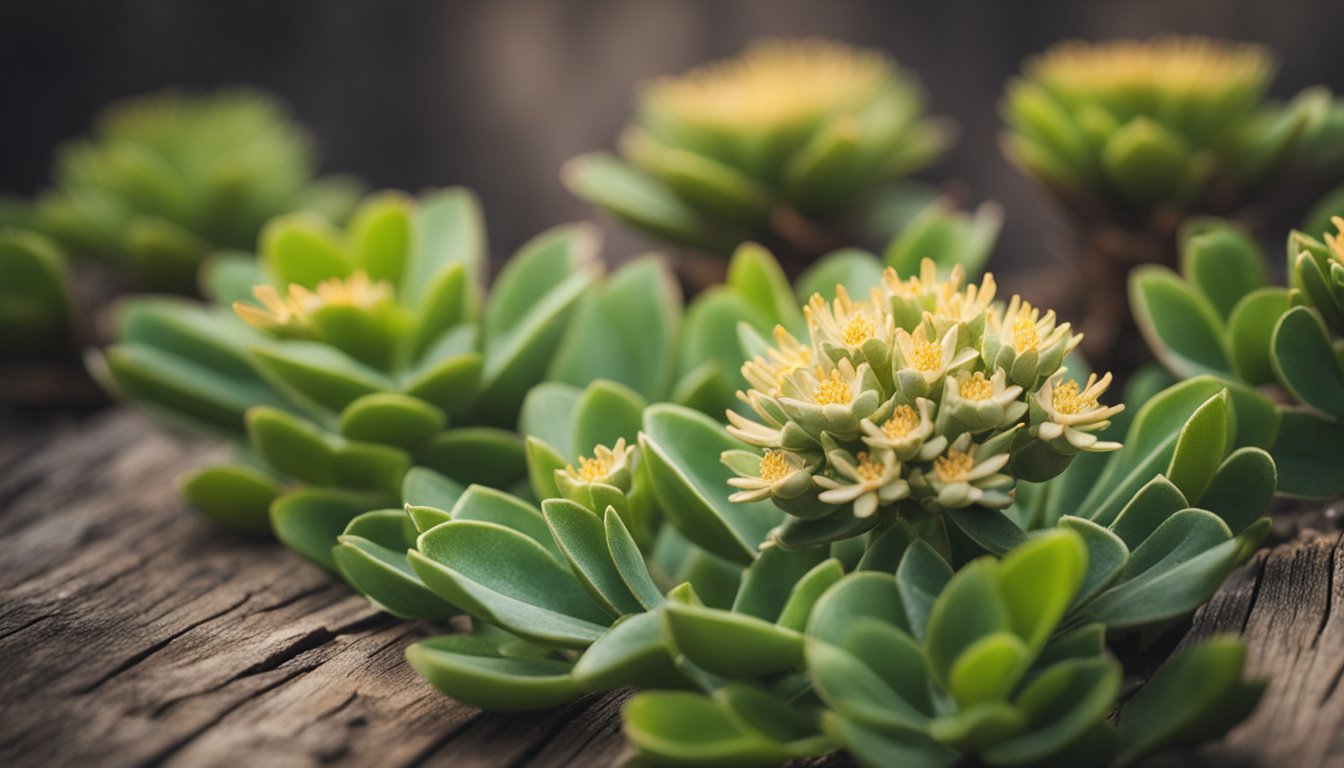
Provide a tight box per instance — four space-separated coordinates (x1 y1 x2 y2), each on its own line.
94 189 660 553
626 531 1263 767
704 256 1122 553
564 38 952 262
1003 36 1342 229
0 229 73 361
31 88 359 293
1131 215 1344 499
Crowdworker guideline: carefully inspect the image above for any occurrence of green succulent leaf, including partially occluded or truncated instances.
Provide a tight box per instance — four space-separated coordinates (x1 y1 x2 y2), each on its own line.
1131 266 1232 379
1270 409 1344 499
270 487 389 571
406 634 580 713
179 463 281 536
1271 306 1344 419
334 509 459 620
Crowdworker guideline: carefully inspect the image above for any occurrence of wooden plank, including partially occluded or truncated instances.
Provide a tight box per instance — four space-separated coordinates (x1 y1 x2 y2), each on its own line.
0 409 1340 767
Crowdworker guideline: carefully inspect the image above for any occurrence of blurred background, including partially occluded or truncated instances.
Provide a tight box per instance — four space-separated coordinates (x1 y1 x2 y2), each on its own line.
4 0 1343 279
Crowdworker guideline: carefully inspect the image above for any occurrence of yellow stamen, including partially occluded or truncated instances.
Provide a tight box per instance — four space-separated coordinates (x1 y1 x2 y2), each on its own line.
813 369 853 406
1013 302 1041 352
959 372 994 401
1051 379 1096 415
842 315 875 347
1026 36 1271 97
883 405 920 439
759 451 791 483
569 455 612 483
934 449 975 483
854 452 885 483
910 336 943 372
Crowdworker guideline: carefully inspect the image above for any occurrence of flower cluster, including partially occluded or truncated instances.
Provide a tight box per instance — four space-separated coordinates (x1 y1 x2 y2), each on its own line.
724 258 1121 541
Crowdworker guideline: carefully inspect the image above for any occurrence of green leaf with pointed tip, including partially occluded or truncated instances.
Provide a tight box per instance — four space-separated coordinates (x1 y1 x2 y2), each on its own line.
412 521 611 649
726 243 806 332
418 428 526 489
1131 266 1232 379
102 344 267 436
348 191 412 286
571 379 646 458
406 634 579 713
449 485 560 560
332 440 410 494
925 560 1010 687
624 691 821 767
271 488 387 571
949 632 1030 707
542 499 643 617
1198 448 1276 534
947 509 1029 555
794 249 885 303
806 634 930 736
407 504 451 533
525 437 568 502
570 612 683 691
400 352 483 413
201 251 267 305
997 530 1088 653
604 507 665 611
402 187 484 308
1271 306 1344 419
1081 527 1244 629
519 382 581 457
808 572 907 646
929 702 1028 753
549 258 682 402
261 212 351 288
335 509 459 620
247 406 337 485
563 153 739 251
1116 637 1264 764
477 240 600 424
731 546 828 623
1226 287 1291 386
639 404 782 564
410 263 471 359
338 392 444 449
1180 226 1266 319
625 131 774 228
250 342 393 414
662 602 804 678
1107 476 1188 550
1271 409 1344 498
1054 517 1128 612
180 463 281 536
1166 390 1231 503
401 466 465 511
678 288 771 395
895 539 953 643
776 559 845 633
984 657 1121 766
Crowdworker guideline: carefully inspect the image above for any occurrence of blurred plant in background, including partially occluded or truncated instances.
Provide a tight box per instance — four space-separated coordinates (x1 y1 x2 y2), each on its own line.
30 89 359 293
0 89 358 407
1002 35 1344 368
565 38 952 277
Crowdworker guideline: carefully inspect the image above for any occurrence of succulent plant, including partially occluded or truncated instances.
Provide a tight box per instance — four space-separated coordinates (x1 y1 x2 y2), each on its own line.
565 38 952 263
31 88 359 293
1002 36 1344 369
1003 36 1342 223
626 530 1263 767
1131 214 1344 499
0 229 73 360
358 273 1269 767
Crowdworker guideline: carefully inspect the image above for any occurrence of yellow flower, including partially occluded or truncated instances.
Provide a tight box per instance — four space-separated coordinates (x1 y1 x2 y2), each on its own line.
1325 216 1344 264
1031 372 1124 453
642 38 894 132
805 284 895 352
1024 36 1271 104
742 326 814 396
233 269 393 333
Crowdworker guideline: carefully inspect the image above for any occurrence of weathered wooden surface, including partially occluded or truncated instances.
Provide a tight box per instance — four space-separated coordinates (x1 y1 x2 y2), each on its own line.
0 408 1340 767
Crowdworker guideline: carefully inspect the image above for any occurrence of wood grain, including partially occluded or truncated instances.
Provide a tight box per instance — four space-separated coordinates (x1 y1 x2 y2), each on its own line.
0 409 1340 767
